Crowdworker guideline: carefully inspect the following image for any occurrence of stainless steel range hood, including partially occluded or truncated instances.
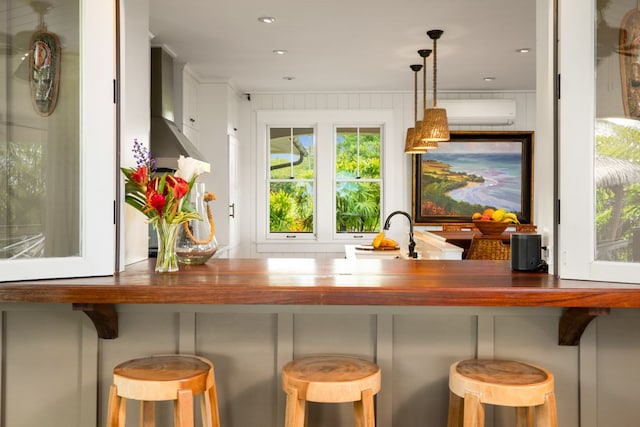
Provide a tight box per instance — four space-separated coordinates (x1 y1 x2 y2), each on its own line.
150 47 206 170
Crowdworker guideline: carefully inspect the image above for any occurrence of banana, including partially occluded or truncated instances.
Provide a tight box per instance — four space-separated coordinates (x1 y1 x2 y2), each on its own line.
380 238 398 248
372 232 385 248
491 208 506 222
501 212 520 224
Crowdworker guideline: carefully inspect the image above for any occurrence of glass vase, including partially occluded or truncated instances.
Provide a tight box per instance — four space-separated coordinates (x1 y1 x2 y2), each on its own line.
154 219 180 273
176 183 218 264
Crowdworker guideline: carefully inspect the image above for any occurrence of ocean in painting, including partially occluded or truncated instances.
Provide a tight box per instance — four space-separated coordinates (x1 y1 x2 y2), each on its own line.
424 152 522 212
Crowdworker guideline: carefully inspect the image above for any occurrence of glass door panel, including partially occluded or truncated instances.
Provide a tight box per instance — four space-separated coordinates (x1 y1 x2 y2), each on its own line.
0 0 115 281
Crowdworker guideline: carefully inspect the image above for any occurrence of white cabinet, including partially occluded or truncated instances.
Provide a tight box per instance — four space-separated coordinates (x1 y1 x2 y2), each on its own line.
182 122 200 147
182 69 199 132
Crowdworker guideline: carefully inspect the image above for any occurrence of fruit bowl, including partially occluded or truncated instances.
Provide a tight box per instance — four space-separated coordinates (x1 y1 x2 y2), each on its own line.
473 220 509 235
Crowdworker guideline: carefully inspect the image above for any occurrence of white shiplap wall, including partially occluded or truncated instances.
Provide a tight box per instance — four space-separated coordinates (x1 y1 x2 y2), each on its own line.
235 91 536 259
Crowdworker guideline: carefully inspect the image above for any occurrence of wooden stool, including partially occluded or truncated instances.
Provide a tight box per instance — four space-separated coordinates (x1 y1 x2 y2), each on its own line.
447 359 557 427
107 354 220 427
282 355 381 427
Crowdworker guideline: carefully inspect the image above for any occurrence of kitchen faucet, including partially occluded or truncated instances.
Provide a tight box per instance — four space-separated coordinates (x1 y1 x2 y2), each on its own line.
383 211 417 259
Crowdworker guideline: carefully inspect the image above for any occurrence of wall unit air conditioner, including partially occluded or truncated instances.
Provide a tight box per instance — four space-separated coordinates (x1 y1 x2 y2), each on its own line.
438 99 516 125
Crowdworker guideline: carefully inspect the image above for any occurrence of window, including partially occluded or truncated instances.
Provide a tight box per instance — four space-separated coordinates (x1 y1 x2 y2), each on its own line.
560 0 640 283
335 127 381 234
268 127 315 235
256 110 396 252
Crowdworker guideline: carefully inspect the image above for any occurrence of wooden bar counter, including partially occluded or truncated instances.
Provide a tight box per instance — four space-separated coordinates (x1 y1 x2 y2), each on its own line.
2 258 639 307
2 258 638 345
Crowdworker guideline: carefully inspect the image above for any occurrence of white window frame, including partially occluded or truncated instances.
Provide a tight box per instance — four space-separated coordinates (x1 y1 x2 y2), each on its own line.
266 125 317 241
256 110 396 253
1 0 116 281
559 0 640 283
333 125 384 240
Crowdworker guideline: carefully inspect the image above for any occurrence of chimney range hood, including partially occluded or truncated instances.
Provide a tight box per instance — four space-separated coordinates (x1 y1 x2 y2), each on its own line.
150 47 207 170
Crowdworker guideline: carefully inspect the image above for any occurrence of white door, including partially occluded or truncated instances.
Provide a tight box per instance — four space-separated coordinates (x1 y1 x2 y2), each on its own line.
228 134 239 250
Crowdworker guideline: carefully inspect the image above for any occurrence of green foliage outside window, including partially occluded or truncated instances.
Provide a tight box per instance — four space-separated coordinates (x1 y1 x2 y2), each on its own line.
336 181 380 232
595 120 640 261
269 182 314 232
0 143 45 258
335 128 381 233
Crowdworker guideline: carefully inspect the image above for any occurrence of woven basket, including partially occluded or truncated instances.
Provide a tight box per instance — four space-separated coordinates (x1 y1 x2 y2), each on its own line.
473 220 509 235
467 236 511 260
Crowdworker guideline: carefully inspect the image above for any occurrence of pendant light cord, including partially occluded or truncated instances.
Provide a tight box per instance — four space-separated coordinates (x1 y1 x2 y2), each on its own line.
432 37 438 107
423 53 428 112
414 69 418 122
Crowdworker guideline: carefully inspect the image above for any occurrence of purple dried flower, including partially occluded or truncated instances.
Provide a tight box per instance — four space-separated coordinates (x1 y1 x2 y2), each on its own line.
131 139 156 172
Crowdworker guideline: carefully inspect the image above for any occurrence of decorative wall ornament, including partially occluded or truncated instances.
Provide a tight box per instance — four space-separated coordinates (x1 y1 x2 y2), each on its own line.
29 5 60 117
619 5 640 118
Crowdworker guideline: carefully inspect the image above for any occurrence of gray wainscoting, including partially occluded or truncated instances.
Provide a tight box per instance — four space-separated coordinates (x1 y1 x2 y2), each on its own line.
0 303 636 427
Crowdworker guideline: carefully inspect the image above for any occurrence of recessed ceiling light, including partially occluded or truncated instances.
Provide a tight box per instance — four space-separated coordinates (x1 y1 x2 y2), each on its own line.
258 16 276 24
273 49 288 55
516 48 531 53
282 76 295 81
483 77 496 82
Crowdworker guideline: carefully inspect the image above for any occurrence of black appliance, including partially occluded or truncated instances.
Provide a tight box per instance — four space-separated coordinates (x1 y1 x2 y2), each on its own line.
510 233 544 271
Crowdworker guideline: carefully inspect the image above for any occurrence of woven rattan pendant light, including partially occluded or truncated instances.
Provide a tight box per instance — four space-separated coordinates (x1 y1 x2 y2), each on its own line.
418 29 450 142
406 49 438 152
404 64 424 153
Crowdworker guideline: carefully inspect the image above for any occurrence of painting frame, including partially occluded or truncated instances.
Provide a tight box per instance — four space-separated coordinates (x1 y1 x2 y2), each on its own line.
412 130 534 225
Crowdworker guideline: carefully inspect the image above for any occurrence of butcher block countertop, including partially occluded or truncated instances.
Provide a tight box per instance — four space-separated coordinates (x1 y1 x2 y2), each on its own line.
1 258 638 342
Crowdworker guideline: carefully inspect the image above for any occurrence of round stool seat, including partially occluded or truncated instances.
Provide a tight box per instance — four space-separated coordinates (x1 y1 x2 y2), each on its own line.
107 354 220 427
447 359 558 427
283 355 381 403
282 355 381 427
450 359 554 407
114 355 212 401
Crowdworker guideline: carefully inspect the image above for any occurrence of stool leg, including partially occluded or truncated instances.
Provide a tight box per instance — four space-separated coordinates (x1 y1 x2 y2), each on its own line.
107 384 126 427
515 407 533 427
463 392 484 427
447 391 464 427
174 389 195 427
284 387 305 427
354 388 375 427
140 401 156 427
536 392 558 427
200 385 221 427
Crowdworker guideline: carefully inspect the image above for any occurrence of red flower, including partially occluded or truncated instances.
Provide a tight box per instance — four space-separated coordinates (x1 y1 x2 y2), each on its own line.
122 149 210 225
131 166 148 185
147 177 162 193
167 176 189 200
147 191 166 215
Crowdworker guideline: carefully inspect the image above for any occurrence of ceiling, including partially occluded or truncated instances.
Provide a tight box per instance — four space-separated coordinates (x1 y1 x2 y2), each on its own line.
150 0 537 94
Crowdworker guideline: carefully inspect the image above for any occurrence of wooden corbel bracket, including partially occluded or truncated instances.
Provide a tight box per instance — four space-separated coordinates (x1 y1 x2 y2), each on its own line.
558 307 610 346
72 303 118 339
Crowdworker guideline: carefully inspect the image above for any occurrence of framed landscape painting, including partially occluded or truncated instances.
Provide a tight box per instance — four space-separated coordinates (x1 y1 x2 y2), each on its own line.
412 131 533 224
